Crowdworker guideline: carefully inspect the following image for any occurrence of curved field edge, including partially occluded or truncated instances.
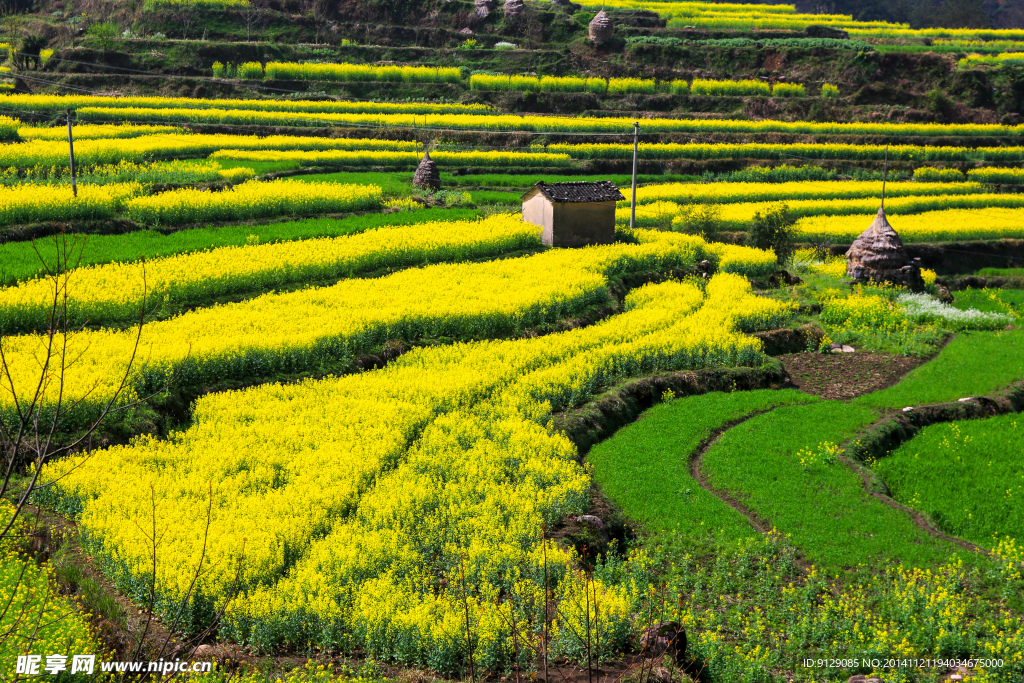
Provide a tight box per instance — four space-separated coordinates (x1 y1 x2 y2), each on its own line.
578 339 1024 681
873 413 1024 551
854 328 1024 409
698 401 979 570
586 388 818 542
842 379 1024 551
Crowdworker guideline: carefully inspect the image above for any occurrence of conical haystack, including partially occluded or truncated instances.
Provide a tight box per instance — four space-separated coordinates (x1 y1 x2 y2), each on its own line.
475 0 496 17
504 0 525 16
589 10 613 43
844 206 908 277
844 206 924 290
413 152 440 191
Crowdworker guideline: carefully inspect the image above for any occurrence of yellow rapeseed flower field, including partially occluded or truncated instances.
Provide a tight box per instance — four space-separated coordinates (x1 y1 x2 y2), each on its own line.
0 92 491 115
622 180 987 205
210 148 573 168
0 133 419 168
795 207 1024 242
124 179 382 225
40 273 790 672
0 182 142 226
73 105 1023 137
5 229 766 428
0 214 542 330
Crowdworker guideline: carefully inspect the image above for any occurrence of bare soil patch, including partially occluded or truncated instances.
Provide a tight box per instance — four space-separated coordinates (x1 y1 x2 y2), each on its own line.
779 351 925 400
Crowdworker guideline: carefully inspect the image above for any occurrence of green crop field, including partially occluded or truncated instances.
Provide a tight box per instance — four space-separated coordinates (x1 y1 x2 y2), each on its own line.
875 413 1024 549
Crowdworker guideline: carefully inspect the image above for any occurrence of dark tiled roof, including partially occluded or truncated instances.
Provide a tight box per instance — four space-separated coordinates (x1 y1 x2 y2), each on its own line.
524 180 625 203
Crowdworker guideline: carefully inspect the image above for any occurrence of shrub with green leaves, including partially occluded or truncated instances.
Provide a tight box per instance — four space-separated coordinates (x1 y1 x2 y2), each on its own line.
746 202 795 265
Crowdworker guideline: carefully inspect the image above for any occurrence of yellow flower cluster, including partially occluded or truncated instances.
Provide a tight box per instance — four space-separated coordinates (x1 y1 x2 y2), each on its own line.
795 207 1024 243
851 26 1024 40
682 192 1024 232
4 230 734 427
0 133 418 168
583 0 901 33
124 179 383 225
4 159 254 187
968 167 1024 184
19 123 184 140
547 140 1024 162
263 62 462 83
707 243 779 278
469 74 654 94
210 148 573 168
71 105 1023 137
820 292 913 337
690 78 771 96
623 180 985 206
0 92 490 116
0 214 542 331
993 536 1023 582
146 0 249 7
0 182 141 227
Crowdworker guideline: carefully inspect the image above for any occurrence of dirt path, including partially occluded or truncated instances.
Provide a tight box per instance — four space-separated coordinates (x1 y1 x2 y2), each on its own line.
688 411 775 536
835 445 988 555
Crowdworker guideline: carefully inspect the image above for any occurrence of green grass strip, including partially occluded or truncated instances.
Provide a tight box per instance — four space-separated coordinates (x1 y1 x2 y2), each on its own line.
0 209 478 287
589 389 817 543
976 267 1024 277
856 329 1024 409
701 401 973 570
874 413 1024 550
439 173 698 189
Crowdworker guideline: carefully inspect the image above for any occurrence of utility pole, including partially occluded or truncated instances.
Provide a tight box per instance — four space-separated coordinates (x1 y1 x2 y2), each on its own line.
629 121 639 231
66 110 77 198
881 144 889 210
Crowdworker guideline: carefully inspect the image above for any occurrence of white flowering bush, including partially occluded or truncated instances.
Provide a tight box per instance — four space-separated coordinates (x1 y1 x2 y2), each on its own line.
897 293 1012 331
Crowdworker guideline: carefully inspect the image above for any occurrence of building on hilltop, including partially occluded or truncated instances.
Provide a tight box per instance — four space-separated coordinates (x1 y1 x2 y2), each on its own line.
845 206 925 291
521 180 624 248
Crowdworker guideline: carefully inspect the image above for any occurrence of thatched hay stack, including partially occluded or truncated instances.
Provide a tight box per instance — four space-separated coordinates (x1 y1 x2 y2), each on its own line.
504 0 525 16
413 152 441 191
845 207 907 275
474 0 496 17
589 10 613 43
845 206 924 290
